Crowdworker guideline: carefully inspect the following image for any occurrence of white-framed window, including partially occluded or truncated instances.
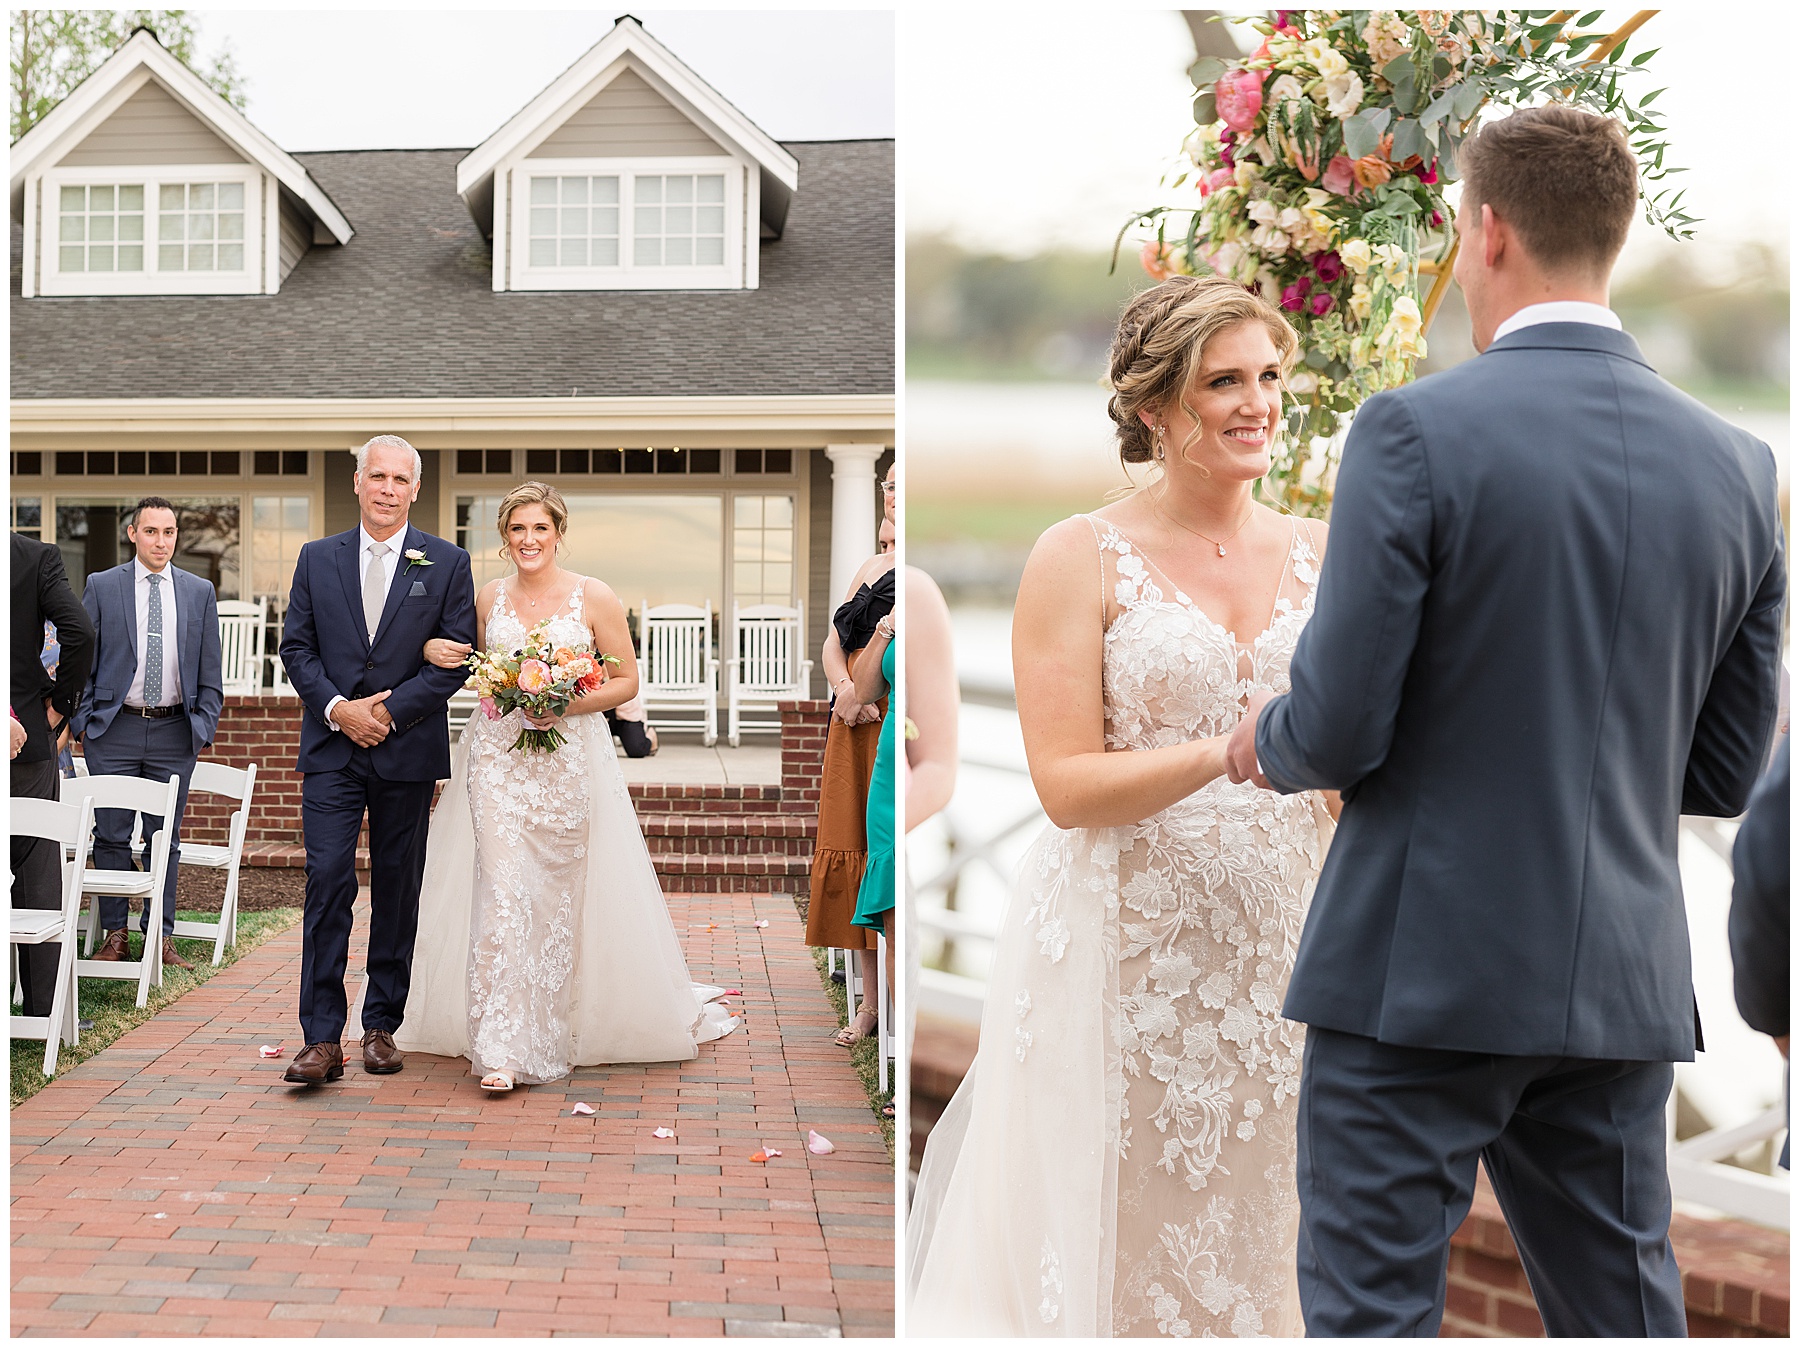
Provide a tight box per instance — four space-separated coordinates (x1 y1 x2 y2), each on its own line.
39 164 263 297
510 156 742 291
732 494 796 607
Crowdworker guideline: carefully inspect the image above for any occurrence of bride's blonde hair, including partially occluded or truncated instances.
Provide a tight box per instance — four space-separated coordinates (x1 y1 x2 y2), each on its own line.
496 480 569 560
1107 275 1299 471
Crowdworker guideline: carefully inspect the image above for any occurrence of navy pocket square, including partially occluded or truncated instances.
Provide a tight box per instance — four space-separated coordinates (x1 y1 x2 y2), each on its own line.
409 580 428 597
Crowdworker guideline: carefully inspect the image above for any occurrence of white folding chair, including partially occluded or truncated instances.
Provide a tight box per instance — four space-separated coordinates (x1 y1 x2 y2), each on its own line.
266 653 297 696
216 599 267 696
640 601 720 746
172 761 257 965
61 772 181 1008
727 602 813 747
11 796 96 1076
876 929 895 1094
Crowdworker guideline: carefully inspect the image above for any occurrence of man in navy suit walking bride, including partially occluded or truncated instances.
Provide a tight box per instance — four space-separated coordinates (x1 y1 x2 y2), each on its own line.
278 435 476 1084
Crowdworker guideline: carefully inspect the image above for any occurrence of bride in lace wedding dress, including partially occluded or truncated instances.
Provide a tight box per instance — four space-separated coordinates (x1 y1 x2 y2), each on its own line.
386 483 735 1089
909 277 1338 1337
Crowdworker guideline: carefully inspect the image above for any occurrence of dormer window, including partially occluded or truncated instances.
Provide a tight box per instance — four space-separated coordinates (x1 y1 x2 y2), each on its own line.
41 165 261 295
512 159 740 289
458 17 796 295
11 32 352 300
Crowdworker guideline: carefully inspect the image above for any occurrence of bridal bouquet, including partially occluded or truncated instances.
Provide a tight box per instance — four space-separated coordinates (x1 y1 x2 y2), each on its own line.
1125 10 1688 515
465 618 618 753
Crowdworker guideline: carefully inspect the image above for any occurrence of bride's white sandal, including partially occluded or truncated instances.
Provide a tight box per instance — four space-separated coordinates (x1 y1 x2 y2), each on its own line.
479 1071 515 1093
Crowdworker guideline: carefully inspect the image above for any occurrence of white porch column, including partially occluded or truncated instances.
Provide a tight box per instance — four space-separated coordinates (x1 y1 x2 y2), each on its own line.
824 443 885 608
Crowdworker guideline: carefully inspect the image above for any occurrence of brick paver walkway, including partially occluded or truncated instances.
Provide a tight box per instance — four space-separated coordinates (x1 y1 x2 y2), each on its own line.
11 892 893 1337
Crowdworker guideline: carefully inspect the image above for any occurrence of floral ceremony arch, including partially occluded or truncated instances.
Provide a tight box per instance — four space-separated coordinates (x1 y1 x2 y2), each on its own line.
1121 10 1686 515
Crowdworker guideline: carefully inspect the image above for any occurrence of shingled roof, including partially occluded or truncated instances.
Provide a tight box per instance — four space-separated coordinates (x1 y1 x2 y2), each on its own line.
10 139 893 400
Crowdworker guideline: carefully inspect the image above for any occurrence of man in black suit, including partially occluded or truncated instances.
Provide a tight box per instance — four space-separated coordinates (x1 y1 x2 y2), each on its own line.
1228 106 1784 1335
11 532 95 1016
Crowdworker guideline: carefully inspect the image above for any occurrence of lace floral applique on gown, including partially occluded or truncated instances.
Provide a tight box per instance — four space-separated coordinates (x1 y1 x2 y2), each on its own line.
462 580 597 1083
391 577 736 1081
908 517 1333 1338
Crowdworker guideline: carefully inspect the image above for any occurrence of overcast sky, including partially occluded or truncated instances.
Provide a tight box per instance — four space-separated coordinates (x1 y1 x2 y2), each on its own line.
904 8 1789 276
194 8 894 151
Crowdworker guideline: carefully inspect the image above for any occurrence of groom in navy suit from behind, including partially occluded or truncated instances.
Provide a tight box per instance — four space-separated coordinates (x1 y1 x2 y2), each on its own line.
1229 107 1784 1335
279 435 475 1084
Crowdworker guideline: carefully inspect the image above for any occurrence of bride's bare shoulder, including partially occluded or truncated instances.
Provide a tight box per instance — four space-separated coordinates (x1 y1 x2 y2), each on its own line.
1019 512 1109 597
579 575 625 615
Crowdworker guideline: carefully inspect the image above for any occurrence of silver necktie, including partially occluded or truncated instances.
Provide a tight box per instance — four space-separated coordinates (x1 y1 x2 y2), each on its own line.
145 573 165 706
363 542 390 641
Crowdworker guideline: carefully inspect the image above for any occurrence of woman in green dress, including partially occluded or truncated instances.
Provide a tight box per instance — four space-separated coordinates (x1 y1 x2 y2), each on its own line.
850 609 897 1108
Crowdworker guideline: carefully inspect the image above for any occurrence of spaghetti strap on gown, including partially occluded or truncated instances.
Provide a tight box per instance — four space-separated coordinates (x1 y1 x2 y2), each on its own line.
908 516 1333 1337
382 577 736 1080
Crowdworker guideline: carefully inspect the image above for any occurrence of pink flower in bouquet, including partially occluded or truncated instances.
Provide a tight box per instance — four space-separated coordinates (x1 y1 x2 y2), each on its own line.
517 658 552 695
1215 68 1265 135
1199 166 1235 197
1140 241 1175 281
1309 291 1336 316
1413 159 1439 185
1321 155 1357 197
1279 276 1313 312
1314 250 1345 283
480 696 499 721
1430 210 1445 227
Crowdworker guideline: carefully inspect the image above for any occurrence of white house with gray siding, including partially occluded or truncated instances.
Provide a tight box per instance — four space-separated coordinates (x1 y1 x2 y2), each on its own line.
9 17 894 705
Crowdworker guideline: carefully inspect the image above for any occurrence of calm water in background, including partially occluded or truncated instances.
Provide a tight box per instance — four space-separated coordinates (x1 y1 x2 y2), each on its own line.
911 378 1791 1145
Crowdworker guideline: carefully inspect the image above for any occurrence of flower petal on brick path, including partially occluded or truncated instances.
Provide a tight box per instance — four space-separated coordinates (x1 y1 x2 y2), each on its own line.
807 1130 836 1155
754 919 770 928
569 1102 595 1115
651 1126 675 1138
750 1147 783 1162
257 1044 282 1057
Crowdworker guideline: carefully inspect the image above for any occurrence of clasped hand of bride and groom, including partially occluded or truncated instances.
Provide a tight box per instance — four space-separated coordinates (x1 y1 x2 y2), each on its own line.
275 438 734 1096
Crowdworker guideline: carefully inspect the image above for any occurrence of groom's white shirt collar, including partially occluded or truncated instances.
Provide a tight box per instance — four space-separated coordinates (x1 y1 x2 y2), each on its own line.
1492 301 1621 344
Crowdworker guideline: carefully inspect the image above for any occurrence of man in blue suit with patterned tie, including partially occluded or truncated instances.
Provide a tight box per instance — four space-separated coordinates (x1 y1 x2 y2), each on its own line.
75 497 224 971
278 436 476 1084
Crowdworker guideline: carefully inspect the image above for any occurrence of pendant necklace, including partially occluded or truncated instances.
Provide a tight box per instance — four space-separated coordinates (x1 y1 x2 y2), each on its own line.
1169 504 1256 557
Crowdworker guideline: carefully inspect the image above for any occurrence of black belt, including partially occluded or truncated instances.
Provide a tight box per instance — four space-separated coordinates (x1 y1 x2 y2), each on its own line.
121 704 184 719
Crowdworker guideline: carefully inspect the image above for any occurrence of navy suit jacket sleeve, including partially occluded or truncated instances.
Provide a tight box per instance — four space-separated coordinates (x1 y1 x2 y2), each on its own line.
1682 505 1786 817
73 574 106 739
278 544 343 724
1728 739 1788 1037
41 547 94 721
192 579 224 746
1258 390 1435 793
381 552 477 732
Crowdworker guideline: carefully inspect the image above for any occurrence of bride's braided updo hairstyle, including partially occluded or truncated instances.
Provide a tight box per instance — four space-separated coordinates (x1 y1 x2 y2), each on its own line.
496 480 569 559
1107 275 1300 469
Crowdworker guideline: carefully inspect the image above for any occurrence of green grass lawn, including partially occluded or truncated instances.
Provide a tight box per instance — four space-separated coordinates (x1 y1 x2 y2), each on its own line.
11 907 302 1107
812 945 896 1158
907 493 1108 547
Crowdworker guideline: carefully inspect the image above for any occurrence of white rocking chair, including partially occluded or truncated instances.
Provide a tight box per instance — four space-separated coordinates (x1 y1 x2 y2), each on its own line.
727 602 813 748
216 599 267 697
640 601 720 746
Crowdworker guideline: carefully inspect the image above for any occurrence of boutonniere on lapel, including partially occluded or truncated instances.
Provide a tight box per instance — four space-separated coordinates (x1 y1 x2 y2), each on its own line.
402 548 434 574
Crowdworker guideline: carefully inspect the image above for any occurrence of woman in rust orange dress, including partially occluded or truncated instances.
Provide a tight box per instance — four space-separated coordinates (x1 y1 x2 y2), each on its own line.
806 463 896 1046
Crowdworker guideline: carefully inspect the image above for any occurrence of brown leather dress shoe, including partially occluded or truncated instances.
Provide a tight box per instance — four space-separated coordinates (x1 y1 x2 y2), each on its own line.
361 1029 404 1074
160 938 194 971
283 1042 344 1084
93 929 131 961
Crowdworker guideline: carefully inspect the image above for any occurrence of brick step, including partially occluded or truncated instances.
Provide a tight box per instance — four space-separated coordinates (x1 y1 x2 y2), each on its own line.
650 852 812 893
245 832 816 875
628 783 786 813
639 813 814 858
